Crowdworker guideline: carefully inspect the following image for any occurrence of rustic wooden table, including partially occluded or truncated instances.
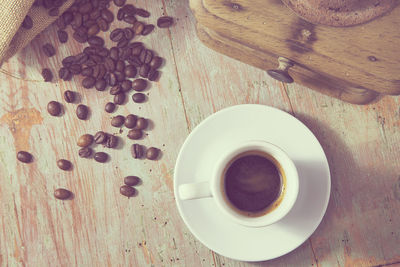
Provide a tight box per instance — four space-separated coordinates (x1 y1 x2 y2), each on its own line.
1 1 399 266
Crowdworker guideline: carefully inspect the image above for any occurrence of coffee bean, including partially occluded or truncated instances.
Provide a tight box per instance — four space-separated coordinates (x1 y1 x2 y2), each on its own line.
57 30 68 43
140 49 153 64
105 135 118 148
117 38 129 48
113 0 126 7
148 69 160 81
49 7 59 16
120 80 132 92
135 117 148 130
82 76 96 89
146 147 160 160
59 67 72 81
133 21 144 35
88 36 105 46
95 79 107 91
97 18 109 31
94 131 108 144
101 9 114 23
128 55 142 67
131 45 143 56
127 129 142 140
136 8 150 18
142 24 154 35
94 152 108 163
77 134 94 147
57 159 72 171
114 70 125 82
83 46 97 55
81 67 93 76
124 114 137 128
72 12 83 28
117 8 125 21
132 93 146 103
122 4 136 15
96 47 110 57
110 47 119 60
139 64 150 78
104 58 115 72
111 115 125 127
105 102 116 113
62 11 73 24
47 101 62 116
91 54 103 64
131 144 144 159
79 2 92 13
157 16 174 28
75 52 89 64
79 147 93 158
22 15 33 29
110 85 122 95
42 68 53 82
54 188 72 200
124 27 135 40
125 65 137 78
132 78 147 91
69 64 82 75
88 24 100 36
110 28 124 42
62 55 76 67
124 176 140 186
120 185 136 197
73 30 88 43
116 60 125 72
150 56 163 69
90 9 101 20
17 151 33 163
76 104 89 120
64 90 76 103
123 15 137 24
114 92 126 105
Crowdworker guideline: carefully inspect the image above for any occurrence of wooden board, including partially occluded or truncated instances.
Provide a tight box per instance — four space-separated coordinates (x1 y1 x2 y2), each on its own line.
0 0 400 266
190 0 400 104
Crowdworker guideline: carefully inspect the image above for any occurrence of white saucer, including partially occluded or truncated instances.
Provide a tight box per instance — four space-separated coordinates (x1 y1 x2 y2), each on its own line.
174 105 331 262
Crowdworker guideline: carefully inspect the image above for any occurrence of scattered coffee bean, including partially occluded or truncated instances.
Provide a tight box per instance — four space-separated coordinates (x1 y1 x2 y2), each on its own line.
47 101 62 116
42 68 53 82
82 76 96 89
88 24 100 36
94 131 108 144
64 90 76 103
69 64 82 75
111 115 125 127
123 15 137 24
148 69 160 81
79 147 93 158
150 56 163 69
140 49 153 64
127 129 142 140
101 9 114 23
105 135 118 148
113 0 126 6
95 79 107 91
157 16 174 28
94 152 108 163
132 93 146 103
120 185 136 197
77 134 94 147
120 80 132 92
81 67 93 76
17 151 33 163
124 114 137 128
114 93 126 105
124 176 140 186
59 67 72 81
57 30 68 43
131 144 144 159
88 36 105 46
132 78 147 91
116 60 125 72
133 21 144 35
125 65 137 78
110 28 124 42
57 159 72 171
43 43 56 57
142 24 155 35
22 15 33 29
54 188 72 200
136 8 150 18
123 27 135 40
139 64 150 78
135 117 148 130
146 147 160 160
105 102 116 113
76 104 89 120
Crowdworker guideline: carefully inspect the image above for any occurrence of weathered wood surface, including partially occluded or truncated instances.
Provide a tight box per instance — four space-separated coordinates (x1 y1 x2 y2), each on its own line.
0 0 399 266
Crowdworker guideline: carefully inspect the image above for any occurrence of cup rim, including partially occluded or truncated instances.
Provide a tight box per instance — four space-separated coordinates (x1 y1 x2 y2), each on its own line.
211 140 299 227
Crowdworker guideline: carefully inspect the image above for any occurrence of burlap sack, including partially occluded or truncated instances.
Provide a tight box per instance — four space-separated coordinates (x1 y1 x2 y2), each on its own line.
0 0 74 66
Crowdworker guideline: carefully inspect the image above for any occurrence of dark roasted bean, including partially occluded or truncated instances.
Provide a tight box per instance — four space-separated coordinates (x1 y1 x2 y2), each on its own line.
123 15 137 24
77 134 94 147
148 69 160 81
149 56 163 69
113 0 126 7
120 80 132 92
17 151 33 163
105 135 118 148
76 104 89 120
141 50 153 64
136 8 150 18
47 101 62 116
133 21 144 35
64 90 76 103
115 60 125 72
79 2 92 13
110 47 119 60
95 79 107 91
96 47 109 57
128 55 142 67
146 147 160 160
120 185 136 197
131 45 143 56
114 92 126 105
110 85 122 95
131 144 144 159
22 15 33 29
97 18 109 31
57 159 72 170
157 16 174 28
132 93 146 103
105 102 116 113
132 78 147 91
124 27 135 40
135 117 148 130
117 38 129 48
42 43 55 57
54 188 72 200
88 36 104 46
59 67 72 81
57 30 68 43
90 9 101 20
62 56 76 67
111 115 125 127
104 57 116 72
63 11 74 24
124 114 137 128
139 64 150 78
73 30 88 43
69 64 82 75
101 9 114 22
79 147 93 158
81 67 93 76
94 152 108 163
142 24 155 35
82 76 96 89
110 28 124 42
117 8 125 20
94 131 108 144
125 65 137 78
114 70 125 82
49 7 59 16
124 176 140 186
75 52 89 64
127 129 142 140
108 72 117 86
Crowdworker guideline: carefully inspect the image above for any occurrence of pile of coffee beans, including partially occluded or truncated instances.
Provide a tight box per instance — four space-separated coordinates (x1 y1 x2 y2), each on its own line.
18 0 173 200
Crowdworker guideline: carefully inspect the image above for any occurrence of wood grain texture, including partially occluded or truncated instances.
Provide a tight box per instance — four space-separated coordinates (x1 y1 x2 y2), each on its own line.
0 0 399 267
190 0 400 104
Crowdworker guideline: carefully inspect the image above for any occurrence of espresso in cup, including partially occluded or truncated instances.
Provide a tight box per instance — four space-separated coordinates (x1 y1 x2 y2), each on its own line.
222 151 286 217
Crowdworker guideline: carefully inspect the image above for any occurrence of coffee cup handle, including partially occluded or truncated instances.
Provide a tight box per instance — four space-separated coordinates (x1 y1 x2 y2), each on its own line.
178 181 212 200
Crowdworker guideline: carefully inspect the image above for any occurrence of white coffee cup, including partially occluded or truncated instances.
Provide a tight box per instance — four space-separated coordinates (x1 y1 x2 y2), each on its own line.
178 140 299 227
